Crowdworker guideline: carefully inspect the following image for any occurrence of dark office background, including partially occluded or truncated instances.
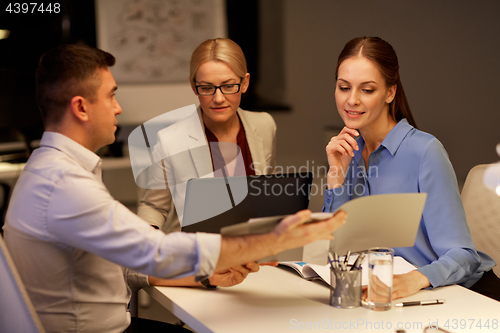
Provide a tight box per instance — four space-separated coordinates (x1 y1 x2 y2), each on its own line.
0 0 285 149
0 1 97 145
1 0 499 185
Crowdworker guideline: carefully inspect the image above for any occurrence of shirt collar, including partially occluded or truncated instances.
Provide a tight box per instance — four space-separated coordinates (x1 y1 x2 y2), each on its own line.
39 132 102 173
379 118 414 156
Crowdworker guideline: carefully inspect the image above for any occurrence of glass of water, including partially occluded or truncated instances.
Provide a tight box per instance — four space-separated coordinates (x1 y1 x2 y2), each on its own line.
367 247 394 311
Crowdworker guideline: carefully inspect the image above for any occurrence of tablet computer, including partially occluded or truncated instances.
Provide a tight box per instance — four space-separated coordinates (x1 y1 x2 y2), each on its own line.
181 172 313 234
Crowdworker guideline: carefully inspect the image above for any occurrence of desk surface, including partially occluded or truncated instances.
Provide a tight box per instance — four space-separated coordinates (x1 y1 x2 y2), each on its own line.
146 266 500 333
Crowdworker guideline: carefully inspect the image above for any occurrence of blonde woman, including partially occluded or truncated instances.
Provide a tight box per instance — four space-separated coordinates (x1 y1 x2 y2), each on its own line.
138 38 276 233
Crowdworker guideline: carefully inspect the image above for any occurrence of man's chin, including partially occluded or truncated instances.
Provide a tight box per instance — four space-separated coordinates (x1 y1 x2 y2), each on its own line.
100 136 116 150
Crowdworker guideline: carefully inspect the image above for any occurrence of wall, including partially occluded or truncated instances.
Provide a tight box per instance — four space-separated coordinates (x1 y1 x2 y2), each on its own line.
114 83 199 124
98 0 227 124
275 0 500 194
113 0 500 210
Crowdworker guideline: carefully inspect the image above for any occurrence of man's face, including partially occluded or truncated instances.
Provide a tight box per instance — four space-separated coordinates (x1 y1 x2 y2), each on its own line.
86 68 122 151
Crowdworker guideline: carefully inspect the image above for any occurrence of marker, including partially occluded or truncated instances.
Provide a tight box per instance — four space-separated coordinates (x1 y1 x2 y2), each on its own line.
395 299 445 307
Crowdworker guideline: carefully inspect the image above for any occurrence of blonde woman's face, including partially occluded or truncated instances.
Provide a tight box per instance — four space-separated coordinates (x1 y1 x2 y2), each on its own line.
192 61 250 127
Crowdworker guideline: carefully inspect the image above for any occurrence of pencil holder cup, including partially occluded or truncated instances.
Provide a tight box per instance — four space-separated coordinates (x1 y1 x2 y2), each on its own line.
329 267 362 309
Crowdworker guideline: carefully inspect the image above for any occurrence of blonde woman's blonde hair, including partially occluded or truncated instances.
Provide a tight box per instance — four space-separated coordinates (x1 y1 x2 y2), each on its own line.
190 38 248 82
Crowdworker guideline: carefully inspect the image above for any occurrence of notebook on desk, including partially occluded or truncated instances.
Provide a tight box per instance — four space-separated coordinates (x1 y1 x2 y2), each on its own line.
181 172 313 235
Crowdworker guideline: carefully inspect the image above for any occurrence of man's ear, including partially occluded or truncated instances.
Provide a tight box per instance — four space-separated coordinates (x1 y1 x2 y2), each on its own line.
69 96 89 122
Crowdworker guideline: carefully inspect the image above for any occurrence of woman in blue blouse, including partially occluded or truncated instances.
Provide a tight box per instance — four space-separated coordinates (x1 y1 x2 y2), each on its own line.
323 36 499 301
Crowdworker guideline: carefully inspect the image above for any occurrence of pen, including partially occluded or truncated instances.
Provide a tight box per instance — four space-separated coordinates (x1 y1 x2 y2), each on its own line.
339 261 347 271
327 252 336 271
344 250 351 265
395 299 445 307
350 253 365 271
333 252 340 270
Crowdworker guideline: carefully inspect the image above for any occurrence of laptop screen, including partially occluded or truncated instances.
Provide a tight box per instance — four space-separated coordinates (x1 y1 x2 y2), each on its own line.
181 172 312 233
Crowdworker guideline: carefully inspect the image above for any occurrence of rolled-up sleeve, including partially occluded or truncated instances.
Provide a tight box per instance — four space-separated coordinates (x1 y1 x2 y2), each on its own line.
46 170 222 280
194 232 221 281
125 269 149 291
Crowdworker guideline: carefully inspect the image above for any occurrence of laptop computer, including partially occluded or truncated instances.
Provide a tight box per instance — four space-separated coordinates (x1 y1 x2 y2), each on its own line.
181 172 313 234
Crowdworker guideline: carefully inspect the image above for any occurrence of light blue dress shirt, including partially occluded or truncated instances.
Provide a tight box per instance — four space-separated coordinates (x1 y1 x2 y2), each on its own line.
323 119 495 288
3 132 221 332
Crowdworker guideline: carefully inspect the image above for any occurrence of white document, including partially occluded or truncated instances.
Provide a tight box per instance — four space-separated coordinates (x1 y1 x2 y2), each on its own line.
329 193 427 254
221 193 427 262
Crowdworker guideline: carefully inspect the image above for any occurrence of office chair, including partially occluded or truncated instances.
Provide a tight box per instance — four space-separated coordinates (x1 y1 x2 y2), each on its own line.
461 164 500 277
0 233 45 333
0 182 10 233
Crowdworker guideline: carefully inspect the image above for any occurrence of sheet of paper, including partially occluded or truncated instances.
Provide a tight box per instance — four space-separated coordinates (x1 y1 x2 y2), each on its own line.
222 193 427 262
330 193 427 254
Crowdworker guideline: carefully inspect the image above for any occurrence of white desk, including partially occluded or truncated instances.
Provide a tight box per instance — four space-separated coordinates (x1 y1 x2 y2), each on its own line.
145 266 500 333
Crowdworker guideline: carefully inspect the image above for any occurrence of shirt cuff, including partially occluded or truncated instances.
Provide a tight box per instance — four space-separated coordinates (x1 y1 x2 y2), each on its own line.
193 232 221 282
322 185 349 212
417 264 446 289
323 187 335 212
125 269 150 290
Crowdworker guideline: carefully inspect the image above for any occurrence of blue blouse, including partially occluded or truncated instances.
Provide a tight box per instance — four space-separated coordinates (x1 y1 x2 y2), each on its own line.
323 119 495 288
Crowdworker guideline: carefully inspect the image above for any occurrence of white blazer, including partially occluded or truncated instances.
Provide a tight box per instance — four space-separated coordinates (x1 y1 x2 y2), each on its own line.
137 106 277 233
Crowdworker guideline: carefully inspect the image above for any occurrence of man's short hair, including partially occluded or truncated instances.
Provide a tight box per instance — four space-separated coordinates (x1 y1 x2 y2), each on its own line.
35 44 115 127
